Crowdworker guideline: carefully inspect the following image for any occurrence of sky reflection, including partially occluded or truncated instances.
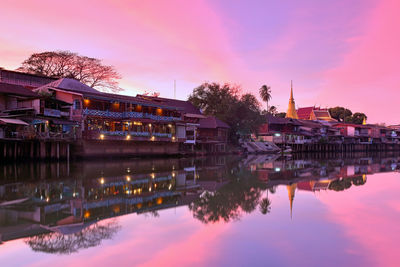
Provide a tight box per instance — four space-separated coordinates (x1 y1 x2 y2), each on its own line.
0 157 399 267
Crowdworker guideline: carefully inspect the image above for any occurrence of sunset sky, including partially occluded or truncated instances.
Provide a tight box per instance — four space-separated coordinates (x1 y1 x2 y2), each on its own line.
1 0 399 124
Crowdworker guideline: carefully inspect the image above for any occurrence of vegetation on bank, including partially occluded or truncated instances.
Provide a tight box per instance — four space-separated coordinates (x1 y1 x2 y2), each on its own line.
188 82 265 142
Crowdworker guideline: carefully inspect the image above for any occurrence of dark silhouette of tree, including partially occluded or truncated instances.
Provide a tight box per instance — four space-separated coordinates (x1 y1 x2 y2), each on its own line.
188 82 265 142
329 107 352 122
18 51 122 93
259 85 272 112
351 112 367 124
24 220 120 254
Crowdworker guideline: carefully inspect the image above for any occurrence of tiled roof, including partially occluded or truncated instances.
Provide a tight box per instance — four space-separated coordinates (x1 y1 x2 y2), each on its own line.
136 95 202 114
297 107 314 120
0 82 39 97
42 78 100 94
199 116 230 129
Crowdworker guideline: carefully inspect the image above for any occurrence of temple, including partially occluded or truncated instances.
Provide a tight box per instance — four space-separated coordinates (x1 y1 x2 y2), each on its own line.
285 81 298 119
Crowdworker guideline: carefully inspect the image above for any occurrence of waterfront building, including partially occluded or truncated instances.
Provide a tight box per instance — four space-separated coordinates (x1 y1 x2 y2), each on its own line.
197 116 230 153
285 81 298 119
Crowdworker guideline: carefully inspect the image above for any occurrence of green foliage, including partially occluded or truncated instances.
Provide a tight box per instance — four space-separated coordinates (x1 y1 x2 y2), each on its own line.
276 112 286 118
259 85 272 110
351 112 367 124
329 106 367 124
329 107 352 122
188 82 265 142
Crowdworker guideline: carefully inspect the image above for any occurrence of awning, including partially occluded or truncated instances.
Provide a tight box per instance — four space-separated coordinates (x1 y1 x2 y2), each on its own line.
184 113 206 119
0 118 29 126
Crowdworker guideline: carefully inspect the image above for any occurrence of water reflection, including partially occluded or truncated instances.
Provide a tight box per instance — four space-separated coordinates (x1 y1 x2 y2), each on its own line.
0 155 399 257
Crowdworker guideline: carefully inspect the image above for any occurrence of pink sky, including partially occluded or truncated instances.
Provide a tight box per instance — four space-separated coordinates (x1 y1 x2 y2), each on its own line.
0 0 399 124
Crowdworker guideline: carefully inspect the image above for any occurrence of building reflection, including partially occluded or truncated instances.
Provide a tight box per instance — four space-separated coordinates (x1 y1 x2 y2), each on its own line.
0 155 399 253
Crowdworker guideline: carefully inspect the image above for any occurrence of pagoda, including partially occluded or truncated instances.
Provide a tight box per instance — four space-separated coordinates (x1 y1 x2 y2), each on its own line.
285 81 298 119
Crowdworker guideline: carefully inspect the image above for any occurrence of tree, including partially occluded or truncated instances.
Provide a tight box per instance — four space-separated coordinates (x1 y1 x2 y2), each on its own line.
267 105 278 116
329 107 352 122
259 85 272 112
25 220 120 254
351 112 367 124
188 82 265 142
18 51 122 93
276 112 286 118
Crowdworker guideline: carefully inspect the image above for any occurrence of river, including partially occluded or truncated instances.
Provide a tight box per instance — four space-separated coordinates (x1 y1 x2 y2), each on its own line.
1 154 400 267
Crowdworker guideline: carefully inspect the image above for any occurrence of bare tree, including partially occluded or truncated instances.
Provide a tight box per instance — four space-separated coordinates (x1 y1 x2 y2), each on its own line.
18 51 122 93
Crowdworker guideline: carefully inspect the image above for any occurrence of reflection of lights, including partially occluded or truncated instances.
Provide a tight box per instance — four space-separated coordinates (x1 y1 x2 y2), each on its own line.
100 134 105 140
275 167 281 172
100 178 105 184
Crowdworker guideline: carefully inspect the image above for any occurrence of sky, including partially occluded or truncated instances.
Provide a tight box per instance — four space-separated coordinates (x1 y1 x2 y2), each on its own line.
0 0 399 124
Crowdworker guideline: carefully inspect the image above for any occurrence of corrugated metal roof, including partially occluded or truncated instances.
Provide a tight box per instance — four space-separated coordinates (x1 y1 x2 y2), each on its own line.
0 83 39 97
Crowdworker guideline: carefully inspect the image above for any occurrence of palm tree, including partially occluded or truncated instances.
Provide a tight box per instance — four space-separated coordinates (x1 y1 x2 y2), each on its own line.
259 85 272 112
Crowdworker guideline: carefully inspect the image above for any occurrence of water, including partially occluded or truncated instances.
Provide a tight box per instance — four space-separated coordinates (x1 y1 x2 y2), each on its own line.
0 155 400 267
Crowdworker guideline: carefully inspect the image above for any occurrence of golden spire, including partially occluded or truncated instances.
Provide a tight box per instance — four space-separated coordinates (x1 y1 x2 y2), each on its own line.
362 117 367 125
286 80 298 119
287 183 297 219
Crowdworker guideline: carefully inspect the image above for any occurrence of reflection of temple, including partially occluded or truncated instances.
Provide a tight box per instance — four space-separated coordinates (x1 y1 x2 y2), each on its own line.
246 155 400 218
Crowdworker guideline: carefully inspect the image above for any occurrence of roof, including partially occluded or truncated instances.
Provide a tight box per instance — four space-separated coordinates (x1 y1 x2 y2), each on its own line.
40 78 100 94
0 83 39 97
297 107 314 120
199 116 230 129
136 95 202 114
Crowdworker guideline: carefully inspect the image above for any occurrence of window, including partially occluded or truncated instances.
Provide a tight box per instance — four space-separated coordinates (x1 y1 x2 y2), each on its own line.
73 100 81 110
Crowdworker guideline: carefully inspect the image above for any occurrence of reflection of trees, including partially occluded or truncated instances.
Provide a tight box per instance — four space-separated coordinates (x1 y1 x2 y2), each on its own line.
25 219 120 254
189 169 271 223
259 198 271 215
328 175 367 191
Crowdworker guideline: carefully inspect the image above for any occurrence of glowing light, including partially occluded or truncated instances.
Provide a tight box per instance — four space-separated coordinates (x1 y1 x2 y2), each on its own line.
46 197 50 202
151 136 155 141
149 186 152 192
126 175 131 182
127 168 131 173
172 136 176 141
172 172 176 178
126 134 131 140
100 178 105 184
84 99 90 105
156 197 163 205
168 124 172 127
149 124 152 128
168 184 172 190
84 211 90 219
100 134 105 140
275 167 281 172
151 173 155 179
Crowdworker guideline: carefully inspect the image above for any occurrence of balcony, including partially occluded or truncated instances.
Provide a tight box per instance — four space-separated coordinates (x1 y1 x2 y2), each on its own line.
83 109 181 121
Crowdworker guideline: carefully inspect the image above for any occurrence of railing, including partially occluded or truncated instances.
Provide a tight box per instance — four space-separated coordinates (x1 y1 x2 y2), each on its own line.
83 109 181 121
